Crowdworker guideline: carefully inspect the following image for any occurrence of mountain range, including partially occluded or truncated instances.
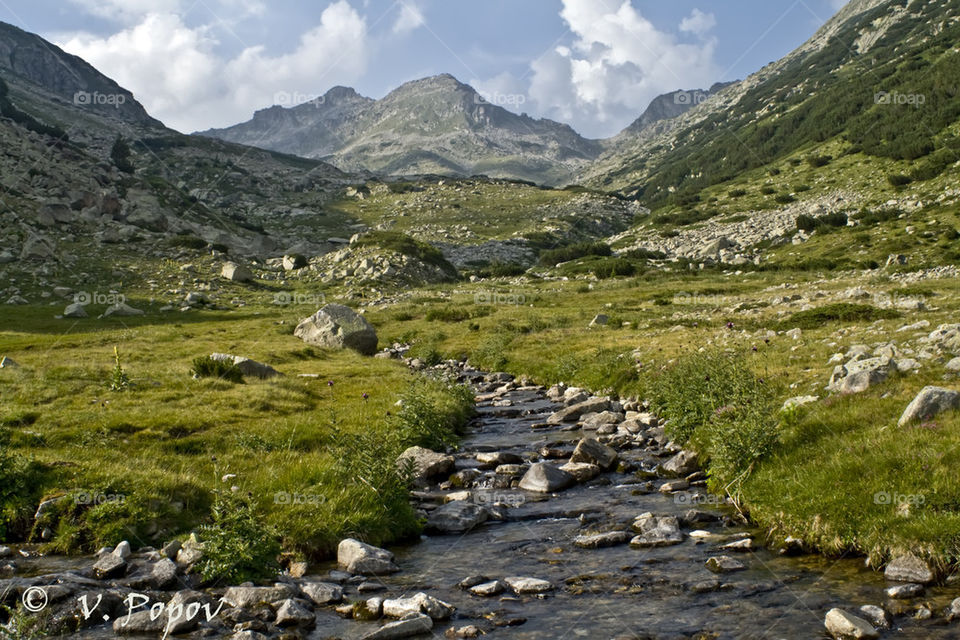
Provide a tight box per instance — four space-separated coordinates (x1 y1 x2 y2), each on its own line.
0 0 957 268
199 74 725 186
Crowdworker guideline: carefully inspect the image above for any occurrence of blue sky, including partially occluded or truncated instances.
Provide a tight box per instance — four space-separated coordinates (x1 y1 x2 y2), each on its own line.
0 0 850 137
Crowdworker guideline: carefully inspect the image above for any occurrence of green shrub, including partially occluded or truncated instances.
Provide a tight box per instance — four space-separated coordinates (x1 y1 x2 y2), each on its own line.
797 212 848 233
475 261 527 278
471 331 515 371
352 232 457 276
775 194 796 204
111 136 134 174
886 173 913 188
539 242 611 266
168 235 208 250
853 207 902 225
198 489 281 584
780 303 899 330
806 154 832 168
191 356 245 383
760 186 776 195
592 258 636 279
391 377 475 451
728 189 748 198
0 438 47 540
643 350 777 491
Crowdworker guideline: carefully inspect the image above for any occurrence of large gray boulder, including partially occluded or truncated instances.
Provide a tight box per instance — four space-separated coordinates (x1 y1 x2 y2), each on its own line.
338 538 399 575
425 502 488 534
569 438 618 471
396 446 455 482
884 553 934 584
361 614 433 640
221 262 255 283
546 397 610 424
518 463 575 493
898 386 960 426
294 304 378 355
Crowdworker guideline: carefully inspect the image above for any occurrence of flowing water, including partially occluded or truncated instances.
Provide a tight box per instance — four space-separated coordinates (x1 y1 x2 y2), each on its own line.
8 372 960 639
319 375 960 639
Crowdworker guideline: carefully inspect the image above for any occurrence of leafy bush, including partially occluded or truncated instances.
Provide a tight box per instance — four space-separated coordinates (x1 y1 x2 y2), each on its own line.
191 356 244 383
391 377 475 451
852 207 901 226
0 437 46 540
198 489 281 584
643 350 778 491
352 232 457 276
471 331 515 371
886 173 913 187
775 194 796 204
806 154 832 168
622 247 667 261
0 76 69 140
168 235 208 250
760 186 776 195
796 212 848 233
474 261 527 278
111 136 134 174
539 242 611 266
728 189 747 198
780 303 899 330
592 258 636 279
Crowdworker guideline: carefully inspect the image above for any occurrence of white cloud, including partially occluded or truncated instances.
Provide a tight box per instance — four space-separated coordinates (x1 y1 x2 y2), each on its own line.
392 2 425 36
680 9 717 37
517 0 719 137
67 0 183 23
57 1 369 132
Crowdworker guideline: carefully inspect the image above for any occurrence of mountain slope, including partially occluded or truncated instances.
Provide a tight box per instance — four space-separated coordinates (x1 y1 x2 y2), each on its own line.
585 0 960 203
200 74 603 186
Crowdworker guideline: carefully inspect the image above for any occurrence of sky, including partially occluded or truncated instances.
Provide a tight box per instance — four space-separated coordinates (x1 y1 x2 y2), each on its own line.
0 0 851 138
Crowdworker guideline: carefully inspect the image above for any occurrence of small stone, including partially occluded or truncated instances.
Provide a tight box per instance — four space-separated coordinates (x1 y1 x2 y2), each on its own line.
93 552 127 579
275 599 316 627
338 538 400 575
824 608 878 639
504 576 553 594
569 438 618 470
858 605 890 628
705 556 745 574
361 613 433 639
884 553 934 584
301 581 343 605
573 531 632 549
885 583 923 599
469 580 505 597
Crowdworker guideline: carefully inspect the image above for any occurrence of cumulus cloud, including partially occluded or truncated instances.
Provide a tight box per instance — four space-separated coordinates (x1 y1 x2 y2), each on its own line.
57 0 369 132
680 9 717 37
516 0 720 137
392 2 425 35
